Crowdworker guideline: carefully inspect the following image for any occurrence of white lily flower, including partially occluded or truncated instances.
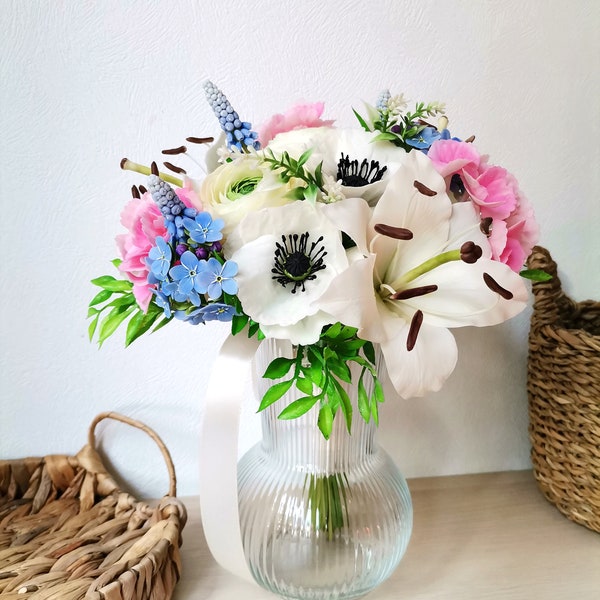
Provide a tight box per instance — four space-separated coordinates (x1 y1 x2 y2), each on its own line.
323 150 529 398
226 198 372 345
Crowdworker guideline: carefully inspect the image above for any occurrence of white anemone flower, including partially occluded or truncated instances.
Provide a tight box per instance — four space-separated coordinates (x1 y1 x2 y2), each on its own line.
265 127 409 206
319 150 528 398
226 198 373 345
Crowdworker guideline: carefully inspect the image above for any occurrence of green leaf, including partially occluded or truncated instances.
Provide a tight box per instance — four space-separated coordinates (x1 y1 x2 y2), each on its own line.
332 378 352 432
307 346 325 366
278 396 319 420
97 305 135 346
357 372 370 423
111 258 123 269
372 132 399 143
317 405 334 440
371 393 379 426
88 315 99 342
352 107 371 132
248 320 260 338
91 275 133 292
258 379 294 412
363 342 376 365
285 186 309 200
295 376 314 395
297 149 313 167
314 161 323 187
520 268 553 282
107 294 137 309
89 289 112 307
152 315 172 333
125 308 162 346
231 313 249 336
373 378 385 404
87 307 99 318
263 357 295 380
323 322 343 339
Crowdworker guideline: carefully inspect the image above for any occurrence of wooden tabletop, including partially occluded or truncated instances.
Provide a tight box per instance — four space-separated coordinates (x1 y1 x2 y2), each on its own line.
172 470 600 599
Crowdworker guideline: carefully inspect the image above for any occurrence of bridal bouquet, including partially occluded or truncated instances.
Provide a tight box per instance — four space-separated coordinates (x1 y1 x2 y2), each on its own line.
89 82 543 438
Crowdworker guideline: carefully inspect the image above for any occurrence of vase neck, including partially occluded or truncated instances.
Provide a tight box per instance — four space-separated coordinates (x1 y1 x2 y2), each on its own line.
254 339 380 473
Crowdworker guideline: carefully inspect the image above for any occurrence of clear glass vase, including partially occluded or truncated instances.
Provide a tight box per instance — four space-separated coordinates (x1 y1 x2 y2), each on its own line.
238 339 413 600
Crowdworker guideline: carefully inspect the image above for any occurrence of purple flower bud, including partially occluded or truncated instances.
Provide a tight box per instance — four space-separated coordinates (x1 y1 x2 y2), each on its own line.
390 124 402 134
195 247 208 259
176 243 188 256
211 241 223 253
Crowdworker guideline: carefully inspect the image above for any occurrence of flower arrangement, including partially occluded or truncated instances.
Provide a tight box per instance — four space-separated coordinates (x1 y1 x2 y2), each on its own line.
89 81 546 439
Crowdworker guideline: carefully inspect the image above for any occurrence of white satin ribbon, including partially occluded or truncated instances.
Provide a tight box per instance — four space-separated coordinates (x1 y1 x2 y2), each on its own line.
198 333 260 583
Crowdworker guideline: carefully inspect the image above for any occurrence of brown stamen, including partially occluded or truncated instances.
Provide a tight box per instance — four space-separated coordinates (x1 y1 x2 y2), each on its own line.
407 310 423 351
186 136 215 144
392 285 438 300
460 241 483 264
465 135 475 143
150 161 159 176
131 185 140 199
374 223 413 240
162 145 187 155
164 161 187 174
483 273 513 300
480 217 493 237
120 157 129 170
413 180 437 196
139 185 147 194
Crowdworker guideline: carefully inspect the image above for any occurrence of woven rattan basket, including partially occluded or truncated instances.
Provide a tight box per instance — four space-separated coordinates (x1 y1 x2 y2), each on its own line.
0 412 187 599
527 246 600 533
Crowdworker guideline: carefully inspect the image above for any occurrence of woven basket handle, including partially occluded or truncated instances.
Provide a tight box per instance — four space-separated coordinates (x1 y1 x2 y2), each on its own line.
88 412 177 497
526 245 566 328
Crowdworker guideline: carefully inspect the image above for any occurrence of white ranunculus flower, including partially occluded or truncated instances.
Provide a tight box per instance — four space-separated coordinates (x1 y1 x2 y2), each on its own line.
318 150 529 398
266 127 409 206
226 198 373 345
195 156 296 236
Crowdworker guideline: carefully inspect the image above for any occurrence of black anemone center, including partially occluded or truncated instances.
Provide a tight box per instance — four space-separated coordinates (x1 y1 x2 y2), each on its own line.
450 174 467 200
337 154 387 187
272 232 327 293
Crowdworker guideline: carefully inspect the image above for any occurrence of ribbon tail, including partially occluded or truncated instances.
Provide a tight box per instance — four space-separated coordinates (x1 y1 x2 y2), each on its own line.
199 333 260 583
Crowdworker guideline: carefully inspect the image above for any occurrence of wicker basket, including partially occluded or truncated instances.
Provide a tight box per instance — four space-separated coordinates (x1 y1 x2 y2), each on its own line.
527 246 600 533
0 412 187 599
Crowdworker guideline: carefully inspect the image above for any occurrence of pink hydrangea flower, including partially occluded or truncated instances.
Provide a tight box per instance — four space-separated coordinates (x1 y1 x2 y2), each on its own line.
257 102 334 146
115 186 197 311
116 193 166 311
428 139 538 271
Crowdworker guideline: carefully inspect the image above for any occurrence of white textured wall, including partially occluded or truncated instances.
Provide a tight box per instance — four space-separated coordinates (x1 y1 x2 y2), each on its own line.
1 0 599 498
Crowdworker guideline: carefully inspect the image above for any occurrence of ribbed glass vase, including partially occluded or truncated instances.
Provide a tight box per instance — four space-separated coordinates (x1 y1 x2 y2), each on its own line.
238 339 413 600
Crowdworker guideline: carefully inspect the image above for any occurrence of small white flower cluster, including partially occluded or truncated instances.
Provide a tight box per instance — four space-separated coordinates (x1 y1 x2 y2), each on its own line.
386 93 409 116
320 173 345 204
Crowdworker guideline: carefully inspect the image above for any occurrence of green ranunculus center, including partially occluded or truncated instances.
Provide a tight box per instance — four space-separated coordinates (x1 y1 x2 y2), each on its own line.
226 175 262 200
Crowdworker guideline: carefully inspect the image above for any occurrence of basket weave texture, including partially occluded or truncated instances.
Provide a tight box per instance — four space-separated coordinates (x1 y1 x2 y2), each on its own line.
0 412 187 599
527 246 600 533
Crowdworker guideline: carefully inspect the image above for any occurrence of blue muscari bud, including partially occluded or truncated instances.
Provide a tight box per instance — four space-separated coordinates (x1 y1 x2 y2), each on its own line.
376 89 391 111
148 174 188 223
203 80 261 151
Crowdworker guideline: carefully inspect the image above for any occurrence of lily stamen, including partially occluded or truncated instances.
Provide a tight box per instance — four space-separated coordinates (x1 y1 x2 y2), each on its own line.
186 136 215 144
407 310 423 351
483 273 513 300
392 285 438 300
374 223 414 240
164 161 187 174
131 185 140 199
162 146 187 155
413 180 437 196
460 241 483 264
